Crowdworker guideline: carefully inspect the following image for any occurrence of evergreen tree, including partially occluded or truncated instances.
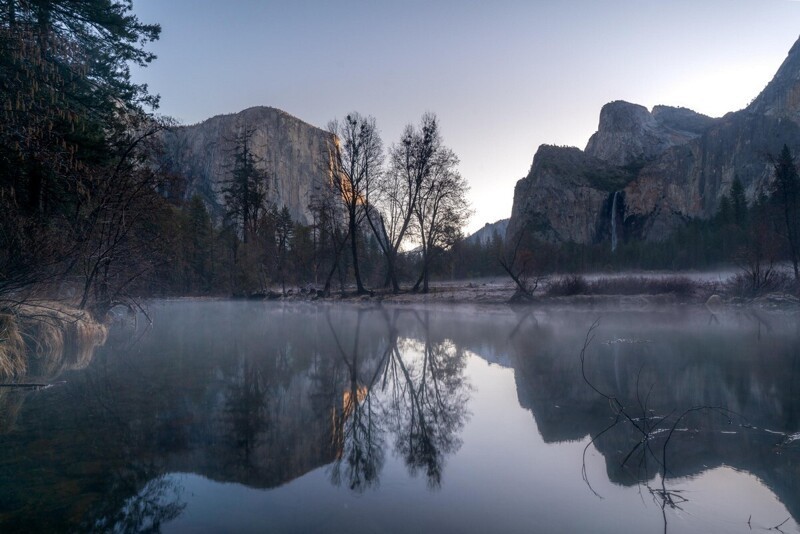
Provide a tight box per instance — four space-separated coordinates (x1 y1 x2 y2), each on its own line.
771 145 800 279
220 125 269 244
275 205 293 294
730 176 748 228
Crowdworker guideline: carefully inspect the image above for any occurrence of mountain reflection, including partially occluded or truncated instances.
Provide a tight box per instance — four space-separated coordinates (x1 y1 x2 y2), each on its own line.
0 302 798 531
506 307 800 523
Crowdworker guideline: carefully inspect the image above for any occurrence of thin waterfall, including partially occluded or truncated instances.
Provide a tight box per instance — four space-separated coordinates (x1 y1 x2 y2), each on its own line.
611 191 619 252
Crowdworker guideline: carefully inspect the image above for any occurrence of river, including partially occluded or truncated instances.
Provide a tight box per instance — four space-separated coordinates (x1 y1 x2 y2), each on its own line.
0 301 798 533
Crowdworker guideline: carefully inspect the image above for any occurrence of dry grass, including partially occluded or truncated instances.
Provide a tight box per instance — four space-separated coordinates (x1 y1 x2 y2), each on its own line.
545 275 698 298
0 302 108 380
723 270 800 298
0 314 27 378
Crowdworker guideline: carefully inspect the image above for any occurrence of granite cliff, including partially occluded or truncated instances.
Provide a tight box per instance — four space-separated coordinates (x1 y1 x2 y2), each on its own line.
160 106 334 225
508 36 800 246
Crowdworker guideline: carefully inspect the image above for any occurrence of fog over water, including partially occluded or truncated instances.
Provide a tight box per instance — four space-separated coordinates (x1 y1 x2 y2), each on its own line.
0 301 798 533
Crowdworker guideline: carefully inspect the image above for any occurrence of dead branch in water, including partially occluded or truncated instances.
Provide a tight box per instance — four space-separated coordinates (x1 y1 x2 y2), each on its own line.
577 319 749 533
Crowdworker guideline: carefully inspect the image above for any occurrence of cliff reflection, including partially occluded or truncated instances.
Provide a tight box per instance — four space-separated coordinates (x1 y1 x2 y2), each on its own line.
506 308 800 522
0 302 798 531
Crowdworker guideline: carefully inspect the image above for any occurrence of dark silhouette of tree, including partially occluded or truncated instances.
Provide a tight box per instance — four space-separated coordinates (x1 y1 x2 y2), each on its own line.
735 195 782 294
730 176 748 228
327 113 383 295
275 205 293 295
309 182 350 296
220 125 269 245
0 0 163 315
771 145 800 279
182 195 214 293
412 148 471 293
367 114 440 293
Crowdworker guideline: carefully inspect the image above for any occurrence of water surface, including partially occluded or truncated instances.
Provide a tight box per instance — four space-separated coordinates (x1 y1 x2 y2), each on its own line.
1 301 798 533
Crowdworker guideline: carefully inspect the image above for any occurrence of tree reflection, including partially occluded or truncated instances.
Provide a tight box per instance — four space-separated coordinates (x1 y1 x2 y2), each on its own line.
224 357 268 462
329 309 386 491
86 470 185 534
327 307 470 491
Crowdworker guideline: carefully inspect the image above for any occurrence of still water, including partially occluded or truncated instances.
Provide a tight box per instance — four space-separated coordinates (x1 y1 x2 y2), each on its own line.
1 301 799 533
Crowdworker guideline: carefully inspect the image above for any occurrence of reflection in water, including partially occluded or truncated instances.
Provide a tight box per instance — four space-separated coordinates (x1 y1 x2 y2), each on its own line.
328 308 469 491
507 307 800 531
0 302 797 532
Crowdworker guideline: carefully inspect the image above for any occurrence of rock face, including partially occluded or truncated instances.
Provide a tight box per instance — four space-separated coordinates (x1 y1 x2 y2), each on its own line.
508 35 800 246
161 106 334 225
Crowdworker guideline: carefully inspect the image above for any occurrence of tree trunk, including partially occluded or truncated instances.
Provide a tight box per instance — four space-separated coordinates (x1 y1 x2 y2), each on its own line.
349 216 367 294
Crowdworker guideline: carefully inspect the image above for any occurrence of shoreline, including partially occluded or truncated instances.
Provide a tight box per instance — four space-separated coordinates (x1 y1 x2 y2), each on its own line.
153 278 800 311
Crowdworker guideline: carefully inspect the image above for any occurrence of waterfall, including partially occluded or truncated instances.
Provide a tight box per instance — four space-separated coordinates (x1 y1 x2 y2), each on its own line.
611 191 619 253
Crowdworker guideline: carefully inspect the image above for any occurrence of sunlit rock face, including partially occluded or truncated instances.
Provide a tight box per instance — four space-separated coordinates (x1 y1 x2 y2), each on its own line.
160 106 334 225
508 35 800 245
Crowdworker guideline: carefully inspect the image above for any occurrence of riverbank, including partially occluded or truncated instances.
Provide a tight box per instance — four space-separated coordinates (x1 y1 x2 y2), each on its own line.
0 302 108 380
269 273 800 310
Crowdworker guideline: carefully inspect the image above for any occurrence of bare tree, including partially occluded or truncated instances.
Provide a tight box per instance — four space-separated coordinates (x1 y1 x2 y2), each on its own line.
366 114 440 293
74 113 174 315
412 148 471 293
327 113 383 295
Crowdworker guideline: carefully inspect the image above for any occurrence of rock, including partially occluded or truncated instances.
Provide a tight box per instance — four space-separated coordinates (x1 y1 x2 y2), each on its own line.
508 35 800 246
160 106 334 225
584 101 708 167
465 219 509 245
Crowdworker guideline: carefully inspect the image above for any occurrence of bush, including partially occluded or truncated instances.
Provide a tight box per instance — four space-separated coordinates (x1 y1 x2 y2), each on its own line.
546 275 589 296
545 275 697 297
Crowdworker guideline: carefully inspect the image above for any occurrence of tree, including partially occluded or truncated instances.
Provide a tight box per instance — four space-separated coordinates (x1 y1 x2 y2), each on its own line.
327 113 383 295
730 176 748 228
771 145 800 279
412 147 471 293
0 0 161 315
367 114 439 293
220 125 270 245
735 195 782 294
275 205 293 295
309 181 350 296
183 195 214 293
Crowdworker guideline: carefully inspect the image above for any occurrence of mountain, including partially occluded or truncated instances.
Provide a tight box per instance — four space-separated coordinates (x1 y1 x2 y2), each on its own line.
160 106 334 225
508 35 800 246
466 219 509 245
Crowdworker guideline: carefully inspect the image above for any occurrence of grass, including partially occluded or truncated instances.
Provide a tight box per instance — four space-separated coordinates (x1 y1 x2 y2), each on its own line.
545 275 698 298
722 270 800 299
0 302 108 380
0 314 27 378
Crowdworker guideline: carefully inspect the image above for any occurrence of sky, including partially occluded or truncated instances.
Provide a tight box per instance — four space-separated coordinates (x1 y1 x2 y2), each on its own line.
131 0 800 234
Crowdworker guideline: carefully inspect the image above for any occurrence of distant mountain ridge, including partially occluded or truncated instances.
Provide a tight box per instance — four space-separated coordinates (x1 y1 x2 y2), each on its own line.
160 106 333 225
508 34 800 246
466 219 509 245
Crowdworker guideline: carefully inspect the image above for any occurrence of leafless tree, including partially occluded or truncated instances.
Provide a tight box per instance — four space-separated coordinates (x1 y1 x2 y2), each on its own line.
366 114 440 293
327 113 383 295
499 222 545 302
412 148 471 293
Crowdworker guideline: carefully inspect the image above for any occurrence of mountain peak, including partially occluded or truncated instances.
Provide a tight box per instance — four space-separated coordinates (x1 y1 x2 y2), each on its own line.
747 34 800 118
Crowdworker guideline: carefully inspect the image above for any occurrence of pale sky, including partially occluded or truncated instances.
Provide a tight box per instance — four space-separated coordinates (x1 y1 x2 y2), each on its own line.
131 0 800 234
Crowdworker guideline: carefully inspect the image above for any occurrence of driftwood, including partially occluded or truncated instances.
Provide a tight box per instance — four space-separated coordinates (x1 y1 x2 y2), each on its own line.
0 381 65 390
